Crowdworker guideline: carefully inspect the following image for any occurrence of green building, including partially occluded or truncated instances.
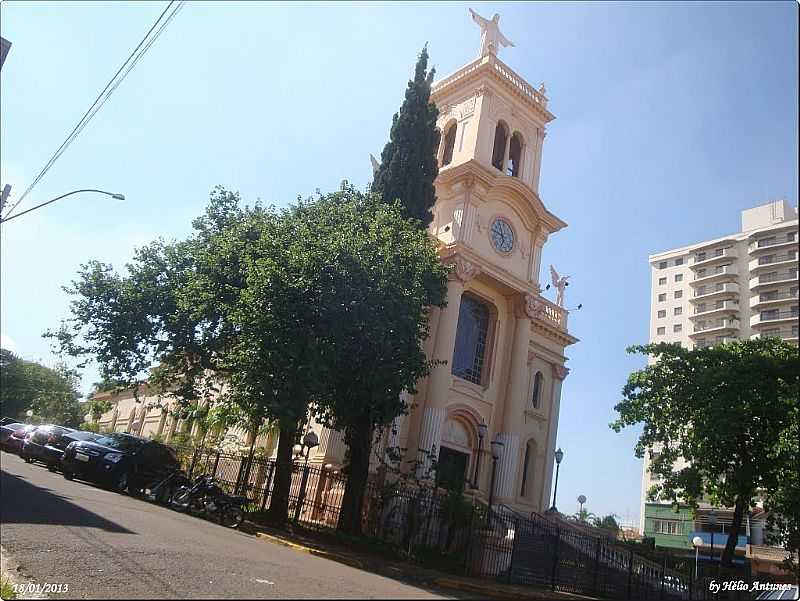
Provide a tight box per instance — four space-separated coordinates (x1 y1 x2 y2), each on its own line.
642 503 694 549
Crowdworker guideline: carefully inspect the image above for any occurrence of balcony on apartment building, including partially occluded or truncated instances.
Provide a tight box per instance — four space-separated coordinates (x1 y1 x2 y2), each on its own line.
691 264 738 286
751 326 800 344
748 232 797 254
690 300 739 320
689 246 737 269
750 287 800 310
748 250 798 274
688 531 749 552
691 282 740 302
694 336 738 349
750 307 799 328
690 318 740 338
749 269 799 291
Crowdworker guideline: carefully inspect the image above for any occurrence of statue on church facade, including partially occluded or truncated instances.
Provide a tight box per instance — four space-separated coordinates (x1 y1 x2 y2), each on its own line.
550 265 570 308
469 9 514 58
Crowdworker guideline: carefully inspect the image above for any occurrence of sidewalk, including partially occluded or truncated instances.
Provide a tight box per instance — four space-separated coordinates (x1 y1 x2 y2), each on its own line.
241 520 598 601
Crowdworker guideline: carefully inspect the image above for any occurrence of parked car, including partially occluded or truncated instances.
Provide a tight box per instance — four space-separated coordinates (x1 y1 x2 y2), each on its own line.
1 417 20 427
1 424 39 454
755 585 799 600
20 425 84 468
61 432 180 493
0 421 25 449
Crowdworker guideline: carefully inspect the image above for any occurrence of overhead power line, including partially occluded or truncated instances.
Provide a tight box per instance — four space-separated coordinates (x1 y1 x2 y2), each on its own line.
2 1 184 220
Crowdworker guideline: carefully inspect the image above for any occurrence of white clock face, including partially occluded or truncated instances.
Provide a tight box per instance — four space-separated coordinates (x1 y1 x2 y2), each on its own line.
490 218 514 253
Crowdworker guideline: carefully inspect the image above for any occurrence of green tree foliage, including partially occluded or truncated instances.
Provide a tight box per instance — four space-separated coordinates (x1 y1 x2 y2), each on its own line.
0 349 81 426
611 338 799 567
301 187 448 535
372 46 440 228
86 398 113 422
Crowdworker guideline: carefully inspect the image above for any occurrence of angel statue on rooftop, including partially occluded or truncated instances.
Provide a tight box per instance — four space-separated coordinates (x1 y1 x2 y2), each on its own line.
550 265 570 308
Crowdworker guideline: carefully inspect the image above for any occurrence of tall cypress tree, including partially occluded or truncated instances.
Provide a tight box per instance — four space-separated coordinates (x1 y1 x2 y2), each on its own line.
373 45 440 228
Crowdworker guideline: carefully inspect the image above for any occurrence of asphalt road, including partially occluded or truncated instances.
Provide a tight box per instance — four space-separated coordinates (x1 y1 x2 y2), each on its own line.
0 451 457 599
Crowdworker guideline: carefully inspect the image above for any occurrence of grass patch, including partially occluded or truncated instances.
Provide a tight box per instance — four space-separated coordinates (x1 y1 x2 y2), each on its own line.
1 576 17 599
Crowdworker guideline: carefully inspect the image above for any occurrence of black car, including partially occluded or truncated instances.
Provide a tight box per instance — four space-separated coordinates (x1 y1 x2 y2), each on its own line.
0 417 20 427
0 421 25 449
20 426 97 470
1 424 38 454
61 432 181 493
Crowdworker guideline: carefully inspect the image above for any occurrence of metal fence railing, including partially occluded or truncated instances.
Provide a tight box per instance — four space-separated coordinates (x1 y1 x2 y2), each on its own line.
171 446 762 600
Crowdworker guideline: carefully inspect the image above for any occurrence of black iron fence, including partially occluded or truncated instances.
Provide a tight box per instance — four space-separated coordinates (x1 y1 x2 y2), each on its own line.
172 446 761 600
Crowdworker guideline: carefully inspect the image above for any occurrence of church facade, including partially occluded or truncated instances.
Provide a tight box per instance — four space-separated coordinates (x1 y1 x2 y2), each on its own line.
309 22 577 514
95 12 577 517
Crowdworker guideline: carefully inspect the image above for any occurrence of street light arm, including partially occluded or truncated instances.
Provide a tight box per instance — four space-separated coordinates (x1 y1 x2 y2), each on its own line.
1 189 125 223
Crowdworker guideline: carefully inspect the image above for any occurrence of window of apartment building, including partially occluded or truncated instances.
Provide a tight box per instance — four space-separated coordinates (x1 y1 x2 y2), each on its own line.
674 274 683 283
673 324 682 333
696 287 706 297
657 310 666 318
658 293 666 302
675 258 684 266
697 268 707 278
658 261 668 269
758 236 776 248
760 290 779 302
759 254 776 265
695 338 707 349
674 307 682 316
674 290 683 299
763 328 780 337
695 303 706 314
652 520 683 535
658 277 667 285
696 252 707 262
657 327 665 335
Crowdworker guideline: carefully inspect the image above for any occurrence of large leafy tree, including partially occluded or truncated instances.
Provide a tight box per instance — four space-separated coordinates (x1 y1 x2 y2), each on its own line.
372 45 440 228
302 187 448 535
0 349 81 425
611 338 799 567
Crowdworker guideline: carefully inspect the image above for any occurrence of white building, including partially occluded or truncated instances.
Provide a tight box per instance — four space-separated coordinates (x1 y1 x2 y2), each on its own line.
640 199 798 531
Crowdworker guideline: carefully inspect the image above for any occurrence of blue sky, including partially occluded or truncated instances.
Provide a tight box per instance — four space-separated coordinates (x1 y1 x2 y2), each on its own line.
1 1 797 524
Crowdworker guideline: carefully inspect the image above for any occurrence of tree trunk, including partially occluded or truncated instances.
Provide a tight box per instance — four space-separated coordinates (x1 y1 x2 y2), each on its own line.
338 411 372 536
721 496 747 567
266 421 298 527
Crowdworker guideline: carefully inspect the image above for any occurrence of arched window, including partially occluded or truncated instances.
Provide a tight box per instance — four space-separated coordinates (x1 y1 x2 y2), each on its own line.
441 122 457 166
452 295 491 385
491 121 509 171
531 371 544 409
520 440 534 497
507 132 524 177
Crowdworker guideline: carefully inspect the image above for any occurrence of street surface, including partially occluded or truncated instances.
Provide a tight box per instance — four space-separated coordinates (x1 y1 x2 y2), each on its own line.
0 452 457 599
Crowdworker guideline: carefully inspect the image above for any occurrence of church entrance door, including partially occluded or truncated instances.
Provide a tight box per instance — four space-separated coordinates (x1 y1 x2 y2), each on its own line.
437 446 469 491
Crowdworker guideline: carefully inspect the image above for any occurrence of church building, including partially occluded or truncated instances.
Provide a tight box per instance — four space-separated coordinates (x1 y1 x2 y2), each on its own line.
95 10 577 517
309 11 578 514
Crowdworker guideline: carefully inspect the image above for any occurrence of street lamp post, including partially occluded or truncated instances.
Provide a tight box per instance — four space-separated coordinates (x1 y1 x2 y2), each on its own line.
25 409 33 424
293 430 320 522
549 447 564 512
487 436 504 528
692 536 704 581
1 189 125 223
472 420 488 489
708 510 718 567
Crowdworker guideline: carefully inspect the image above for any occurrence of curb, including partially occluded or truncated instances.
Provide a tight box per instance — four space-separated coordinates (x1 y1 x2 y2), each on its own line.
433 577 536 600
253 532 365 570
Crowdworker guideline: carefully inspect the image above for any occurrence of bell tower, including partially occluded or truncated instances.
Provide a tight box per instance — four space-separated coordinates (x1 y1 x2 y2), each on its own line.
429 11 565 291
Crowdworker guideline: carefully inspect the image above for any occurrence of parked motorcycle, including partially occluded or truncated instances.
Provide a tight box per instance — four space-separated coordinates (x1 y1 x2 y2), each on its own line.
170 474 247 528
146 469 190 505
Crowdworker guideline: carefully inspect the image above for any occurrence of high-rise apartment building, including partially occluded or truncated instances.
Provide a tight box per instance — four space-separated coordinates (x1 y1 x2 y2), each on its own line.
640 199 798 541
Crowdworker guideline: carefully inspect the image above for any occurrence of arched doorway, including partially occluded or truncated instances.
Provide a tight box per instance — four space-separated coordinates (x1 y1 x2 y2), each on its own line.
437 417 474 491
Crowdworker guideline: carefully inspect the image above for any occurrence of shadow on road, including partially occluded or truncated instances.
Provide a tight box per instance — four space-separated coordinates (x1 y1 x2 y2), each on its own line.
0 467 133 533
